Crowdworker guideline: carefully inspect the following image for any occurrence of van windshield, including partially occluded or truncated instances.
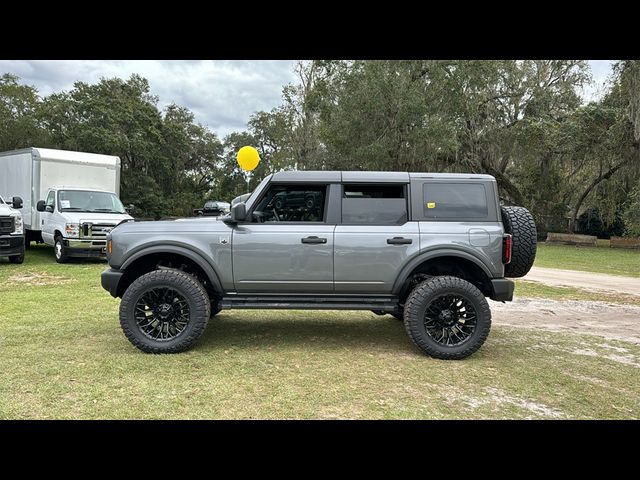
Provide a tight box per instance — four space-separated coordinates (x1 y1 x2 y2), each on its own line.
58 190 126 214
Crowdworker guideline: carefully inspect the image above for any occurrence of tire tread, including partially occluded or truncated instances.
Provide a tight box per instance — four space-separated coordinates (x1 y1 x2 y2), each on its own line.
501 206 537 278
403 276 491 360
119 269 211 353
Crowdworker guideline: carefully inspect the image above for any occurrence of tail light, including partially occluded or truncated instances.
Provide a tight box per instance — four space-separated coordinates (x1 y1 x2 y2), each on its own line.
503 234 512 264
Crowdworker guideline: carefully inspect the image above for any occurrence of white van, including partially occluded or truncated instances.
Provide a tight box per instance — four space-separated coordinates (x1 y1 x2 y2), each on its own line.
0 148 133 262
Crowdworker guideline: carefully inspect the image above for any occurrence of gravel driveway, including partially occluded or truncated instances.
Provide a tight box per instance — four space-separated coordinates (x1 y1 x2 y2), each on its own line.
523 267 640 296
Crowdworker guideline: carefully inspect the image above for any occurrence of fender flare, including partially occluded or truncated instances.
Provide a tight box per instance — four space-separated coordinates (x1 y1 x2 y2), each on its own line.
120 244 224 293
392 249 494 295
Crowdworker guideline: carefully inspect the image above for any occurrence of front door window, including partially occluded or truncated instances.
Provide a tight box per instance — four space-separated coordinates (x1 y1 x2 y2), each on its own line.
251 184 326 223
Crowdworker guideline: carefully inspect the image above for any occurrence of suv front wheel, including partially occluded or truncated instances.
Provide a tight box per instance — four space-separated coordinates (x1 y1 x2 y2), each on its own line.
119 269 211 353
403 276 491 360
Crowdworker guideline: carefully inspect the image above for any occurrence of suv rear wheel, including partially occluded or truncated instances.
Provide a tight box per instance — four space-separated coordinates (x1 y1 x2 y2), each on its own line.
119 269 211 353
403 276 491 359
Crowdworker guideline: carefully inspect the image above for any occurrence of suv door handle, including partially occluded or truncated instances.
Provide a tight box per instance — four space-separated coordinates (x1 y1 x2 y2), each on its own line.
301 236 327 244
387 237 412 245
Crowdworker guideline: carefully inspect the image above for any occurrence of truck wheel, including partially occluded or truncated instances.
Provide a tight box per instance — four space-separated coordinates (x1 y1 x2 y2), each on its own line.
54 235 69 263
119 269 211 353
500 206 537 278
9 253 24 264
403 276 491 360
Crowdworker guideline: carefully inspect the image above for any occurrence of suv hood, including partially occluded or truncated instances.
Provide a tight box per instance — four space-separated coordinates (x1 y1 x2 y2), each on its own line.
113 216 231 234
61 212 133 224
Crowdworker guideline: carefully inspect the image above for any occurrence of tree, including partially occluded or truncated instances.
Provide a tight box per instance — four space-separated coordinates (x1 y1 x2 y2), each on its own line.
0 73 49 150
38 74 225 218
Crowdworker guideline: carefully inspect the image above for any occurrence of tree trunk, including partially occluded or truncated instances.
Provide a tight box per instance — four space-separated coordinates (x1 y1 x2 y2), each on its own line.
479 158 526 206
569 159 630 232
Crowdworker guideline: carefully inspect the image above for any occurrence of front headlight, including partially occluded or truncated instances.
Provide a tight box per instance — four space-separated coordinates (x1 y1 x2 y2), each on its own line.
12 215 23 235
65 223 79 238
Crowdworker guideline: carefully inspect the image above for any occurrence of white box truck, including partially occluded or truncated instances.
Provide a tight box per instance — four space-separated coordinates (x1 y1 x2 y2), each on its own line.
0 147 133 262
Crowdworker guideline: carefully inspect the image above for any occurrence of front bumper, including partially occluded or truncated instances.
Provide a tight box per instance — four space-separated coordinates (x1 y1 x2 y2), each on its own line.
65 238 107 257
101 268 124 298
490 278 514 302
0 235 25 256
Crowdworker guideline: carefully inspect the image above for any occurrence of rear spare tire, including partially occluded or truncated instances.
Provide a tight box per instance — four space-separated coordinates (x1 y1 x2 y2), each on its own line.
501 206 537 278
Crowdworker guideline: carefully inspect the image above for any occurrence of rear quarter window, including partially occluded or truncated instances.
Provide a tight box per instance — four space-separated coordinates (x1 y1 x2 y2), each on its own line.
422 183 488 219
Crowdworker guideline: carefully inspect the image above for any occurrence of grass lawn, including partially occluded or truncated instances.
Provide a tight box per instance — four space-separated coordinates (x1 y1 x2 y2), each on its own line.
535 242 640 277
1 244 639 419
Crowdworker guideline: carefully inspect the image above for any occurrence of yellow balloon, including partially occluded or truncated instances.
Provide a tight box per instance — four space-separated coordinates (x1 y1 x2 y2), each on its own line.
237 146 260 171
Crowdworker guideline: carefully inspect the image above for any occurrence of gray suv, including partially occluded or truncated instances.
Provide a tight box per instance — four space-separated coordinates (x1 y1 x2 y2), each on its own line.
101 171 537 359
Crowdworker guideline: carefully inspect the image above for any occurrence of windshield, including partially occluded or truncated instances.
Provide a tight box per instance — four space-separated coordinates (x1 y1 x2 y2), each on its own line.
57 190 126 214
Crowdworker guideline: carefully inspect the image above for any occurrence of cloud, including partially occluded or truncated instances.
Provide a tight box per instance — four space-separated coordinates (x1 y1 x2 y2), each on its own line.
0 60 297 138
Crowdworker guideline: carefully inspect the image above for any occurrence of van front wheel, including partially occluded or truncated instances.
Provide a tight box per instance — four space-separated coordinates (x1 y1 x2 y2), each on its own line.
54 236 69 263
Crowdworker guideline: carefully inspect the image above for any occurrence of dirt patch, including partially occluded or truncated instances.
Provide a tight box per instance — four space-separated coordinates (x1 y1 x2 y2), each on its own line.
523 267 640 296
491 298 640 344
463 387 565 419
8 272 70 286
571 348 640 368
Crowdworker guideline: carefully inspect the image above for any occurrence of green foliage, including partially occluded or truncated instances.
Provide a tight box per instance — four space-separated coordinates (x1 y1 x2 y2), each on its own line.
24 75 227 218
1 61 638 234
623 184 640 237
0 73 50 150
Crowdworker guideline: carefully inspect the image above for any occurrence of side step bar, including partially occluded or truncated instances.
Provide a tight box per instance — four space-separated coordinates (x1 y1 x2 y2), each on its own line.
219 294 399 311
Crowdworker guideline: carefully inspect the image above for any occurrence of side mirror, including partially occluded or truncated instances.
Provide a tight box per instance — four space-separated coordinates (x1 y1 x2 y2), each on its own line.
125 204 135 214
36 200 46 212
12 196 23 209
230 202 246 222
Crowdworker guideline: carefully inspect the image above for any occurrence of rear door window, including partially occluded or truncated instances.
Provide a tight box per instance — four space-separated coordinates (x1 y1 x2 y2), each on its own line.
342 184 407 225
422 183 488 219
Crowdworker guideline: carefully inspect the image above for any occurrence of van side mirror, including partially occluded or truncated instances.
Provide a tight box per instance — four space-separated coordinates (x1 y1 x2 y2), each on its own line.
230 202 246 222
125 204 135 214
36 200 46 212
12 196 23 209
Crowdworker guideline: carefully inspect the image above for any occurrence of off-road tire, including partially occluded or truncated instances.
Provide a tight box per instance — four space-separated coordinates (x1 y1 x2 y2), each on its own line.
119 269 211 353
403 276 491 360
54 235 69 263
501 206 537 278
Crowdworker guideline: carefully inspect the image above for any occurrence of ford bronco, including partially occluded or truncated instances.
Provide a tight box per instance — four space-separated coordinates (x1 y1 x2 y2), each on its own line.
101 171 537 359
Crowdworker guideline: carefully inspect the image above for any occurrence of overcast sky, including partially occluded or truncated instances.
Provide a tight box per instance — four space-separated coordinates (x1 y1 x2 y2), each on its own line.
0 60 615 139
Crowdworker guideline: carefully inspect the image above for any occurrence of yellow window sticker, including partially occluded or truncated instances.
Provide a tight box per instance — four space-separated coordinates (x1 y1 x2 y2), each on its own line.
427 202 436 209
